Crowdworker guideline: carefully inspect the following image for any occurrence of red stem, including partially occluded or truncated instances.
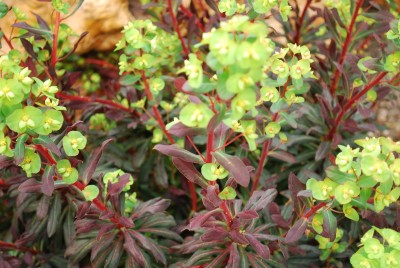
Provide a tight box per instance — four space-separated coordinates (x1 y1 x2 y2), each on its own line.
303 202 328 219
294 0 312 44
34 145 57 165
219 200 233 228
329 0 364 96
85 58 119 71
51 11 61 68
206 130 215 186
0 241 39 254
2 34 14 50
167 0 190 56
326 71 388 140
56 92 135 114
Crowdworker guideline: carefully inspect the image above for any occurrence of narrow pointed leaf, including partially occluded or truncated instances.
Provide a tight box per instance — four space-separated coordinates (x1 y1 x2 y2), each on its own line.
212 151 250 187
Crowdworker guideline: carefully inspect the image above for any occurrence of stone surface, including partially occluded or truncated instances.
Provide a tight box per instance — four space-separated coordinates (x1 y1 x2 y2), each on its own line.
1 0 134 53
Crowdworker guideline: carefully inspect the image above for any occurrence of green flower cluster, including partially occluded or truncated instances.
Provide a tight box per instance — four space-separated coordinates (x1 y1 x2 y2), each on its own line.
178 16 313 150
350 227 400 268
116 19 181 96
307 137 400 223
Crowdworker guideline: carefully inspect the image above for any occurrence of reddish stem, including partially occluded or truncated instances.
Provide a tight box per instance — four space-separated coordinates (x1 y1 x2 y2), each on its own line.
294 0 312 45
0 241 39 254
303 202 328 219
167 0 190 56
251 140 271 194
206 130 215 186
56 92 135 114
85 58 119 71
329 0 364 96
326 71 388 140
220 201 233 228
51 11 61 68
2 34 14 50
34 145 57 165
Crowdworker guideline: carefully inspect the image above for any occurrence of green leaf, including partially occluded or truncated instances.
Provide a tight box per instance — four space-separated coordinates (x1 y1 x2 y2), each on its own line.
82 185 99 201
0 2 8 19
14 133 29 165
322 210 337 242
120 74 140 86
325 166 357 183
343 204 359 221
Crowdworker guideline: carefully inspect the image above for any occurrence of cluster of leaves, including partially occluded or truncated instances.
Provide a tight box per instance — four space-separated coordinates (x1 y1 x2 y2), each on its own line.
350 227 400 268
1 0 400 267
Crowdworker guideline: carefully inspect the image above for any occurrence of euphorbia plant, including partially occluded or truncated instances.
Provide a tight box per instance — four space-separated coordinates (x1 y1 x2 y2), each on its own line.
1 0 400 267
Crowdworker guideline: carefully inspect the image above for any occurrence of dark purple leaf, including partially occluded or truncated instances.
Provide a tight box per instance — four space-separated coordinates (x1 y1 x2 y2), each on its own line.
128 230 166 265
41 166 55 196
203 185 222 208
227 243 240 268
20 38 38 61
47 192 61 237
154 144 204 164
168 122 205 137
246 234 270 259
18 179 42 193
12 22 52 39
289 172 306 215
15 134 28 165
236 210 259 220
76 201 91 219
82 138 114 184
104 236 123 267
229 230 249 245
95 223 115 241
99 210 114 220
201 228 228 242
187 208 223 230
285 217 308 244
186 249 224 266
315 141 331 161
269 151 297 163
107 173 131 196
206 249 230 268
271 214 291 229
133 198 170 219
207 108 225 132
32 12 50 30
244 189 277 211
123 231 145 266
91 232 116 261
0 156 13 169
118 216 134 228
139 228 182 242
32 136 61 157
36 195 51 220
212 151 250 187
172 157 208 189
322 210 337 242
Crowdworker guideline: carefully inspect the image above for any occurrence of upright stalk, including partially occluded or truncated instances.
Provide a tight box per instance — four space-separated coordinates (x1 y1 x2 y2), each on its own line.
329 0 364 96
51 11 61 68
167 0 190 56
294 0 312 45
326 71 387 140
